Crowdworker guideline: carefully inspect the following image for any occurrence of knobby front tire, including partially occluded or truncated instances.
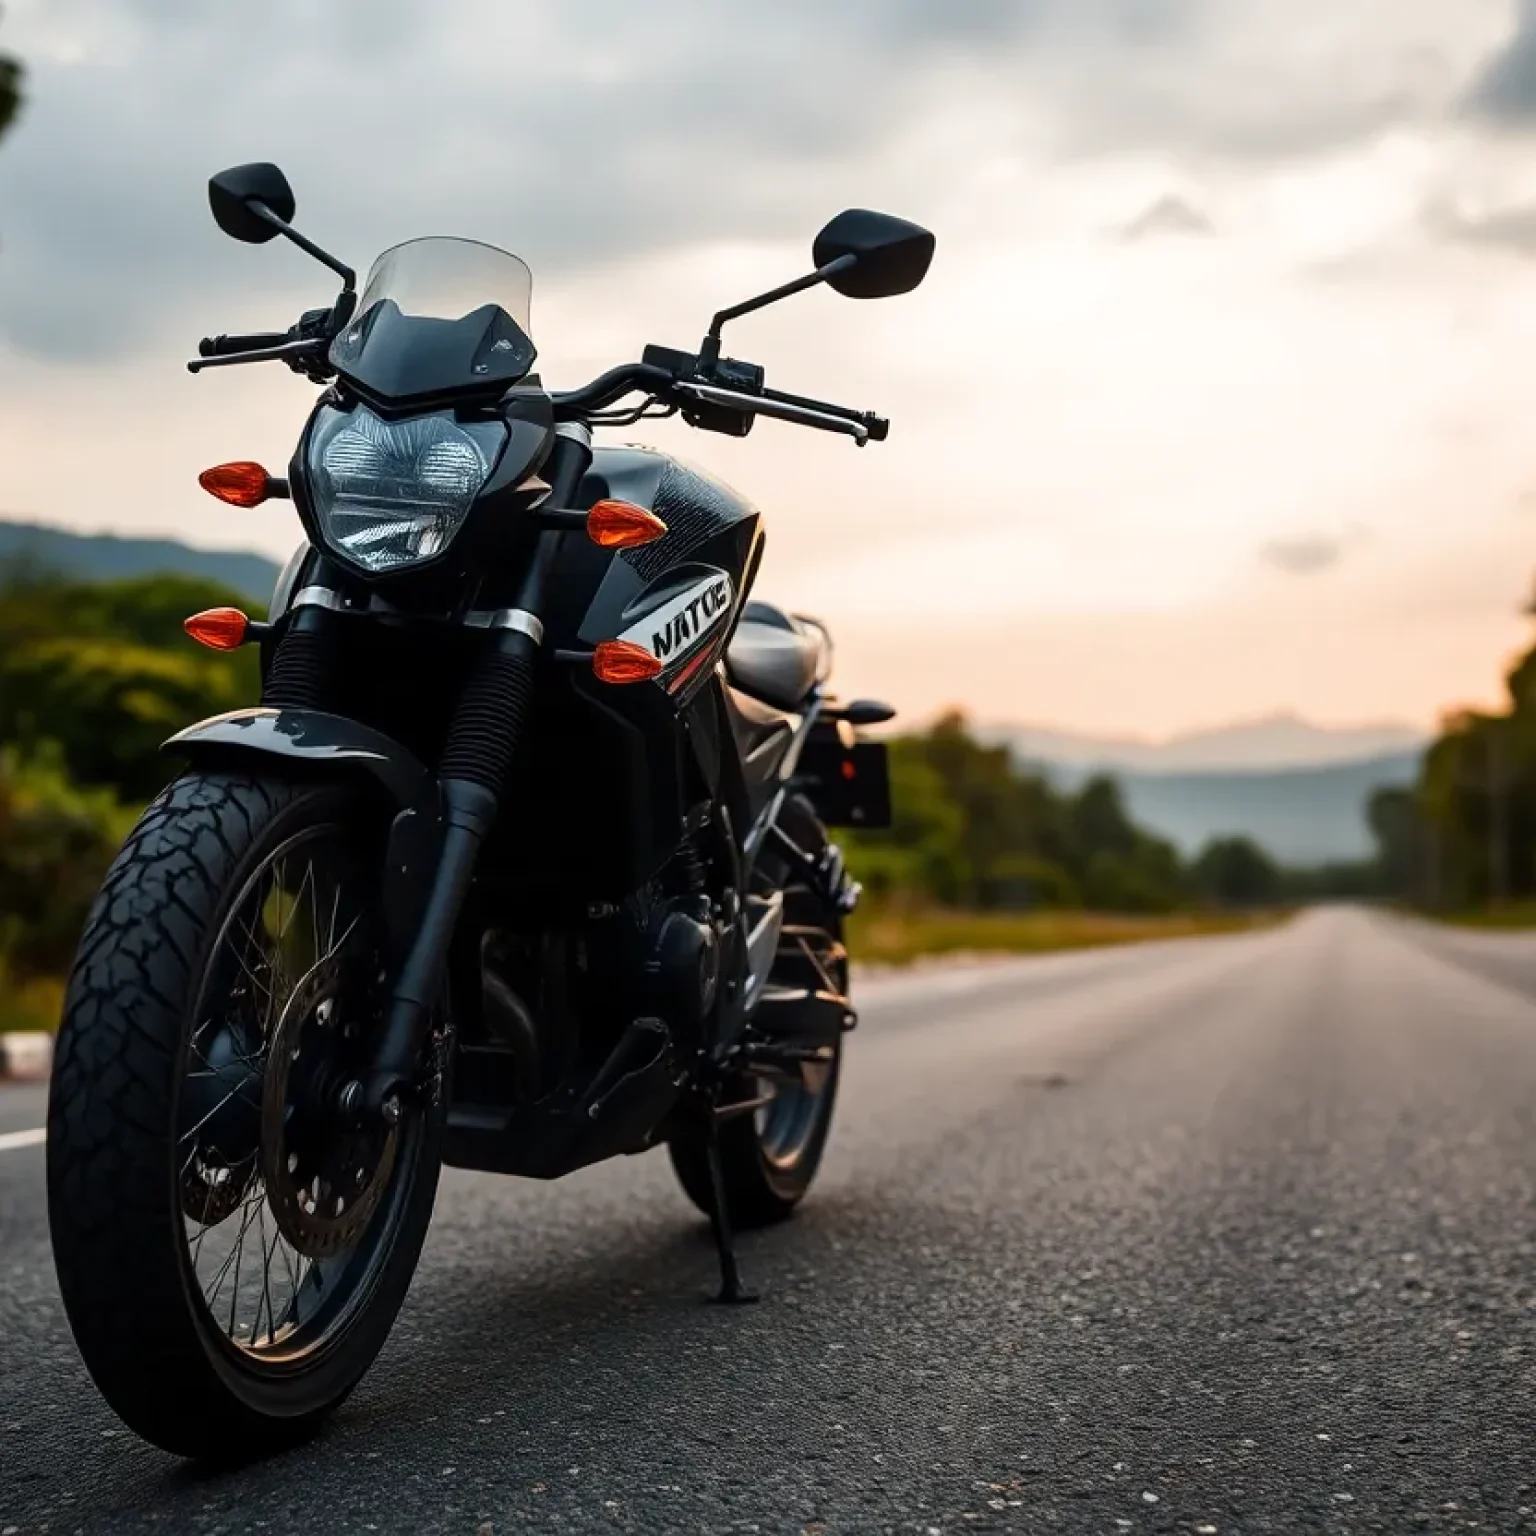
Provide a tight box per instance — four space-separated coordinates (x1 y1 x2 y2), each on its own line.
47 772 443 1460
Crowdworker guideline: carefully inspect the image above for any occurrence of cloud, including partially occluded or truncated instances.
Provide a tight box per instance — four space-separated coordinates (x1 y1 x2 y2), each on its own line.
1116 194 1214 242
0 0 1479 365
1461 0 1536 122
1425 195 1536 255
1261 536 1347 576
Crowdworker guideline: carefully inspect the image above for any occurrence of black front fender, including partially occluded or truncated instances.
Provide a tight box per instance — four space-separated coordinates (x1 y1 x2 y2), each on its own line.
163 708 432 808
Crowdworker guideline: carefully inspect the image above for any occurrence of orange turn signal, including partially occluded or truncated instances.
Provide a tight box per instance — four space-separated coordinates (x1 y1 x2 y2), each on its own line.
184 607 250 651
199 461 273 508
592 639 664 685
587 499 668 550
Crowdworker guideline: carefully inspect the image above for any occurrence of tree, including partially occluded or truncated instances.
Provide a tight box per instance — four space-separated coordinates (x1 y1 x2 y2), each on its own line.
841 743 967 904
0 745 132 979
1193 837 1282 910
0 9 23 147
1368 786 1432 905
0 569 263 800
842 712 1190 913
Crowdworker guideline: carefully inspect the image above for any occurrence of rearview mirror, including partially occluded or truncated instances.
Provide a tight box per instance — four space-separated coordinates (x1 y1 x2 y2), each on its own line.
208 163 296 244
813 210 935 300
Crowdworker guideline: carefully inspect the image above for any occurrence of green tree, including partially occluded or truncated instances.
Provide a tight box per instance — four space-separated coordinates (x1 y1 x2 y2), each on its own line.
0 568 263 800
1070 776 1138 862
0 745 132 979
842 711 1189 913
0 9 21 147
1193 836 1282 909
1368 786 1431 904
842 743 967 903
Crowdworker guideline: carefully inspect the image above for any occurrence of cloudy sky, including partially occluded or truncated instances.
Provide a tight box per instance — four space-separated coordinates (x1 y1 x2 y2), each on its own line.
5 0 1536 737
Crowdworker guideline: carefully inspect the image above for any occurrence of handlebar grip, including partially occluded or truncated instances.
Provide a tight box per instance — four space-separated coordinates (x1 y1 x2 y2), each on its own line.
198 331 290 359
760 383 890 442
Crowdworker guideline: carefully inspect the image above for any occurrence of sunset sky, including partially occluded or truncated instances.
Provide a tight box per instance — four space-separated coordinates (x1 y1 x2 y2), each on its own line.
5 0 1536 736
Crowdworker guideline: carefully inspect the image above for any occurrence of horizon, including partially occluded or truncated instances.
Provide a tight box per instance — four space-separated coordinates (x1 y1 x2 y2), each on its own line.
0 513 1487 741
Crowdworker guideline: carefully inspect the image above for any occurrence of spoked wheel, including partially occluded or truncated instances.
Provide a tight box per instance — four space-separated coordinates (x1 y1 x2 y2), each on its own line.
48 774 443 1460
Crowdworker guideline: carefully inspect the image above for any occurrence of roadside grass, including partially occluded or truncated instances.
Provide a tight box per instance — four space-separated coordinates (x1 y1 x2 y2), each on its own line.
1438 902 1536 931
847 905 1284 967
0 970 63 1034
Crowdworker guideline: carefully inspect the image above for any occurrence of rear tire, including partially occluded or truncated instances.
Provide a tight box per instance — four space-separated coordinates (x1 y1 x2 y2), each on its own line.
669 1045 842 1229
47 772 443 1460
669 795 845 1229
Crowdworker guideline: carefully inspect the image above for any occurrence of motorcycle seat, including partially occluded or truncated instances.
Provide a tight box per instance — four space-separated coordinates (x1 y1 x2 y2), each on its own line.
726 600 831 711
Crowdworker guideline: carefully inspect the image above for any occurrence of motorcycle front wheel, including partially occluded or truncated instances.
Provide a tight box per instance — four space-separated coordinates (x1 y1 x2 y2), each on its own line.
47 772 444 1460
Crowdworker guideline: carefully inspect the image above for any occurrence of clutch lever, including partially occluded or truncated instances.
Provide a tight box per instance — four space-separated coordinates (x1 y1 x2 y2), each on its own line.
186 337 328 375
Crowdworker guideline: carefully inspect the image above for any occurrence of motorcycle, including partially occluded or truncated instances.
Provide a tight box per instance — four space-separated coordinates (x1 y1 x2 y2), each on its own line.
45 161 934 1459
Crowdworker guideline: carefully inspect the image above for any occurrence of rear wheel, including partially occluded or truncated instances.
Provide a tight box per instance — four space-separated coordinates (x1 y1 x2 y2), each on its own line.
47 772 444 1460
669 796 845 1229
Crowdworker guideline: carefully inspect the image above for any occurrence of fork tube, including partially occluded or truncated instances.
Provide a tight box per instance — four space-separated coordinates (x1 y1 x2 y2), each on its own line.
359 422 594 1118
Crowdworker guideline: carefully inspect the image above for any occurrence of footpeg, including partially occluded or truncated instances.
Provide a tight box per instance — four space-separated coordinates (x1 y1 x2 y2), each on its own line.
742 1040 835 1071
767 825 862 914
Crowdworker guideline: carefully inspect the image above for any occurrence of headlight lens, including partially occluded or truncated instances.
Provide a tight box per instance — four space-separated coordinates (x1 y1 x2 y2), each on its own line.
307 405 507 574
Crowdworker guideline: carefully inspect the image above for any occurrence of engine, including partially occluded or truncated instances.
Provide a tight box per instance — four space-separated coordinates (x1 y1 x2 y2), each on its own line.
472 830 730 1108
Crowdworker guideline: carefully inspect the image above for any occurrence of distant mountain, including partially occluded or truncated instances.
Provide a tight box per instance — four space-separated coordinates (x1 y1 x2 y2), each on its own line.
985 712 1427 773
0 519 280 601
1045 752 1423 865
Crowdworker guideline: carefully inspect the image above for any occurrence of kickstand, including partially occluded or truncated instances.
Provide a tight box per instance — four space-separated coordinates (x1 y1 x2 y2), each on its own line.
704 1112 757 1305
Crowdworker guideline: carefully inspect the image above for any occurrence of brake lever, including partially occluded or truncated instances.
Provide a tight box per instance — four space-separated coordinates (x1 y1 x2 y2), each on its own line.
186 337 328 375
673 381 871 444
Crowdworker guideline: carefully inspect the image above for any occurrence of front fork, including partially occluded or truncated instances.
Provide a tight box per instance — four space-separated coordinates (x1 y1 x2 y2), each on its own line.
341 423 595 1122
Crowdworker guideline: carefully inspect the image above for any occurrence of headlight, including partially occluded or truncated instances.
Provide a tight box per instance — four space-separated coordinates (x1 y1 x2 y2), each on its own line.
307 405 507 574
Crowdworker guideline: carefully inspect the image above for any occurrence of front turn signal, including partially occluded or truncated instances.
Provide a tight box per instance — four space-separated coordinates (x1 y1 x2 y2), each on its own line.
587 499 668 550
184 607 250 651
592 640 663 684
199 461 274 508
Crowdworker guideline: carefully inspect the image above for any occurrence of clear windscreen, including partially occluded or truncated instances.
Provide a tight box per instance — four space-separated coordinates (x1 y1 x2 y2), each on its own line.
355 238 533 332
328 237 538 401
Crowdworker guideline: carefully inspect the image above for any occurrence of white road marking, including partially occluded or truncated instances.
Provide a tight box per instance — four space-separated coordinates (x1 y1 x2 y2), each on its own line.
0 1127 45 1153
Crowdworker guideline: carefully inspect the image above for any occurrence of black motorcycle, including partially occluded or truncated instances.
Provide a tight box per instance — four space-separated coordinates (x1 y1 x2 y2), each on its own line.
45 162 933 1458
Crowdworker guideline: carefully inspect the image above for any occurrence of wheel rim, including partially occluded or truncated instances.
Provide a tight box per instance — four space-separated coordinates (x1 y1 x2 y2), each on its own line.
175 823 429 1365
754 1057 835 1171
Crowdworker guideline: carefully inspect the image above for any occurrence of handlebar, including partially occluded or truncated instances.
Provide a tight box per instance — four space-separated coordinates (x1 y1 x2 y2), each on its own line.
547 352 888 445
190 321 889 442
198 331 290 358
760 384 888 443
547 362 677 416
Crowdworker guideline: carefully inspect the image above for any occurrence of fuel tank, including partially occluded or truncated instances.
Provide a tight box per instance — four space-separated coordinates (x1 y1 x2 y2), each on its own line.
542 446 763 703
492 446 764 900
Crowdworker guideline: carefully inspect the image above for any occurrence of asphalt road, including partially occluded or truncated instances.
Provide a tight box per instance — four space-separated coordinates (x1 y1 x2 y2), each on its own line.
3 908 1536 1534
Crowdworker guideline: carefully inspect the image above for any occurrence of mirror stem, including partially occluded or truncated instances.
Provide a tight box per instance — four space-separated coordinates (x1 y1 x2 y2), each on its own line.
250 200 357 290
698 253 857 370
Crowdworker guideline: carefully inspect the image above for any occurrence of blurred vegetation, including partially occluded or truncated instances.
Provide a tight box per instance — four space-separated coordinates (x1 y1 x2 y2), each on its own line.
0 9 22 146
840 710 1371 931
1365 624 1536 915
848 906 1281 968
0 564 1330 1029
0 566 261 799
844 712 1194 915
0 565 261 1029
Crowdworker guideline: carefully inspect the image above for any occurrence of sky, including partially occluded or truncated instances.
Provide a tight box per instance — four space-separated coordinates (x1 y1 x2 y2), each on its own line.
4 1 1536 737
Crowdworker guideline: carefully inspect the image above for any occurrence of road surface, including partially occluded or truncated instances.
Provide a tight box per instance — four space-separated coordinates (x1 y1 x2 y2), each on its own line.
3 908 1535 1534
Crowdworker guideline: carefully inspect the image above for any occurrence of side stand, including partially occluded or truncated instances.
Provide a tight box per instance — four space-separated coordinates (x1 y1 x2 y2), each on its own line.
704 1109 757 1305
